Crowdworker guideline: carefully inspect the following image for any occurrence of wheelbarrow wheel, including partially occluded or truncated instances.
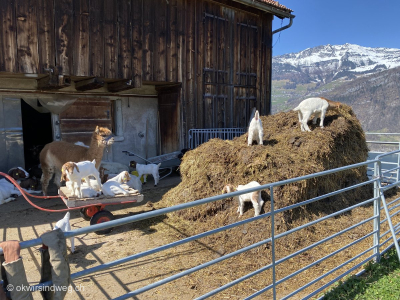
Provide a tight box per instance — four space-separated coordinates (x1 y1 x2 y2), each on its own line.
90 210 114 235
80 206 101 221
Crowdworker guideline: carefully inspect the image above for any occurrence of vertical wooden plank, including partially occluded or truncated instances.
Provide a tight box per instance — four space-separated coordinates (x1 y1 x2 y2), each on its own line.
16 0 39 73
104 0 118 78
167 0 178 82
132 0 142 87
142 0 154 81
54 0 73 75
90 0 104 77
118 0 132 80
195 0 204 128
154 0 167 81
0 0 17 72
261 13 272 115
73 0 90 76
177 0 186 147
185 0 195 131
37 0 55 73
256 15 263 114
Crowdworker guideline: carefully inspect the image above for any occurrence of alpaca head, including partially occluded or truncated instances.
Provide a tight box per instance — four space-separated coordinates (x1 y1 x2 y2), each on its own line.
94 126 115 147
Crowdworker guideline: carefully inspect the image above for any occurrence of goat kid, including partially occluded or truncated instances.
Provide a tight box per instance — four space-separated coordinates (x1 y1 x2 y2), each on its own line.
7 167 29 182
248 110 263 146
293 97 341 132
222 181 264 217
102 171 131 197
124 174 142 193
61 159 102 198
130 161 161 186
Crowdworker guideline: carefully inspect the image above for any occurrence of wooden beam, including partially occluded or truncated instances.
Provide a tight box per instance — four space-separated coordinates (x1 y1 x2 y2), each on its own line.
107 80 135 92
37 74 71 90
74 77 105 91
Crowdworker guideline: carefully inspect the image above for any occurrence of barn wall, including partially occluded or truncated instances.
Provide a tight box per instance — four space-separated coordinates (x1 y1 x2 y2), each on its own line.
0 0 274 148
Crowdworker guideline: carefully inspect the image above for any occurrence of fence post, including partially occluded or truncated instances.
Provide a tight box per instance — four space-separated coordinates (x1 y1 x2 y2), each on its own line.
270 186 276 300
373 160 381 262
397 142 400 182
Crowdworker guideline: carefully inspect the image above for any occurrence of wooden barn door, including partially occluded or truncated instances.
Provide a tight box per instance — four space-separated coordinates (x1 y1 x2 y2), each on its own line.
234 21 259 128
58 98 113 145
203 12 232 128
157 86 180 154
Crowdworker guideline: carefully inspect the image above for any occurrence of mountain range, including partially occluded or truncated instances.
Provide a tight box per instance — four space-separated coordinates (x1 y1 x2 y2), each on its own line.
272 43 400 132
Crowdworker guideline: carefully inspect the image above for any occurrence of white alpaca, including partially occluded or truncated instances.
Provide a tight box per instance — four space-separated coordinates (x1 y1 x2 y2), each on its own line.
102 171 131 196
247 110 263 146
61 159 102 198
222 181 264 217
53 212 75 253
131 162 161 186
293 97 341 132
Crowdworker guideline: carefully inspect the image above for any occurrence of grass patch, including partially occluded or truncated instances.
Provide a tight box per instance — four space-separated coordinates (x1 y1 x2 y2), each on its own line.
322 247 400 299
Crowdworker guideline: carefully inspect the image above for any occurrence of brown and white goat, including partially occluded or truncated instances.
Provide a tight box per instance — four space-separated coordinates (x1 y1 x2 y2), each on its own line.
40 126 114 195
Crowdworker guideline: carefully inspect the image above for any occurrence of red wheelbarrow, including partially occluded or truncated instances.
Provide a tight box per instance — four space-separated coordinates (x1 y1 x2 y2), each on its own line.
0 171 144 234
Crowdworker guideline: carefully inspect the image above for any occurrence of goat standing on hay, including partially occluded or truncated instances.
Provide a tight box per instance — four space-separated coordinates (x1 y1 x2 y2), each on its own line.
293 97 341 132
40 126 114 196
222 181 264 217
248 110 263 146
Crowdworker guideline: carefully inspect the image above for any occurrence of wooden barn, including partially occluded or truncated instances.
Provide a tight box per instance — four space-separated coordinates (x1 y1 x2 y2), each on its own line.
0 0 293 172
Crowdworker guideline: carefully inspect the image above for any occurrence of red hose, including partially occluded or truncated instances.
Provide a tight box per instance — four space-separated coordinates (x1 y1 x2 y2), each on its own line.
0 171 132 212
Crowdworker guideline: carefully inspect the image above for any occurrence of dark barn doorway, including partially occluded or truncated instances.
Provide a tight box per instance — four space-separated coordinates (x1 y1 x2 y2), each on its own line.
21 100 53 170
157 85 181 154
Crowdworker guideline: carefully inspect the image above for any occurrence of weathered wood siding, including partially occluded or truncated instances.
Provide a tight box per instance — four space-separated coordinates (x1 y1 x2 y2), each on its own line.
0 0 274 142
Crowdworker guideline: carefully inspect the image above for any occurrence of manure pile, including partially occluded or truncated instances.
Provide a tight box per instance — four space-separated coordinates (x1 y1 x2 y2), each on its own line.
161 104 370 225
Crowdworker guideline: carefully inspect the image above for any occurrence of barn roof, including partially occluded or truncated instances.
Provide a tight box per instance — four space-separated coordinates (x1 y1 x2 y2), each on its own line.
230 0 294 19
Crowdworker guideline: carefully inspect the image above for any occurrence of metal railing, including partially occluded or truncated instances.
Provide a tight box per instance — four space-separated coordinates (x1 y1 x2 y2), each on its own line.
2 152 400 299
187 128 246 149
366 132 400 183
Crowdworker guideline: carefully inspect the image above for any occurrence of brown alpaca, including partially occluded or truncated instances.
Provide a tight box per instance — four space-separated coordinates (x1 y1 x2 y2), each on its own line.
39 126 114 195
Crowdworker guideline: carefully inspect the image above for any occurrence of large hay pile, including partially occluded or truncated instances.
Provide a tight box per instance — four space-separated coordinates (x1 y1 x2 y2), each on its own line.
157 104 374 298
161 104 370 226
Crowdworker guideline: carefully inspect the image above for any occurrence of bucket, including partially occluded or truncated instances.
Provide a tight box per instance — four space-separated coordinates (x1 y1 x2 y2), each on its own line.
131 171 145 183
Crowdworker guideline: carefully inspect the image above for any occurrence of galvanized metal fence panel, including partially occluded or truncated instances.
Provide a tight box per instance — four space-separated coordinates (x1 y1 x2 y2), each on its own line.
187 128 246 149
2 152 400 299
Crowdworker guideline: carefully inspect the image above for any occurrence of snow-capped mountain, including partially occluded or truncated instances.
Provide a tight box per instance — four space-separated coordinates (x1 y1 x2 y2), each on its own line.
273 43 400 83
272 44 400 132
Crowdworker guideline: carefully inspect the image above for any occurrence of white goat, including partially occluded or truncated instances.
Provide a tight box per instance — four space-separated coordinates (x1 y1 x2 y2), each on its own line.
124 174 142 193
61 159 102 198
222 181 264 217
0 179 20 205
66 181 101 198
53 212 75 253
130 161 161 186
293 97 341 132
248 110 263 146
102 171 131 196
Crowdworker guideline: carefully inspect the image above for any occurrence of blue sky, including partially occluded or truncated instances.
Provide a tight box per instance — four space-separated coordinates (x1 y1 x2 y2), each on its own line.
272 0 400 56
